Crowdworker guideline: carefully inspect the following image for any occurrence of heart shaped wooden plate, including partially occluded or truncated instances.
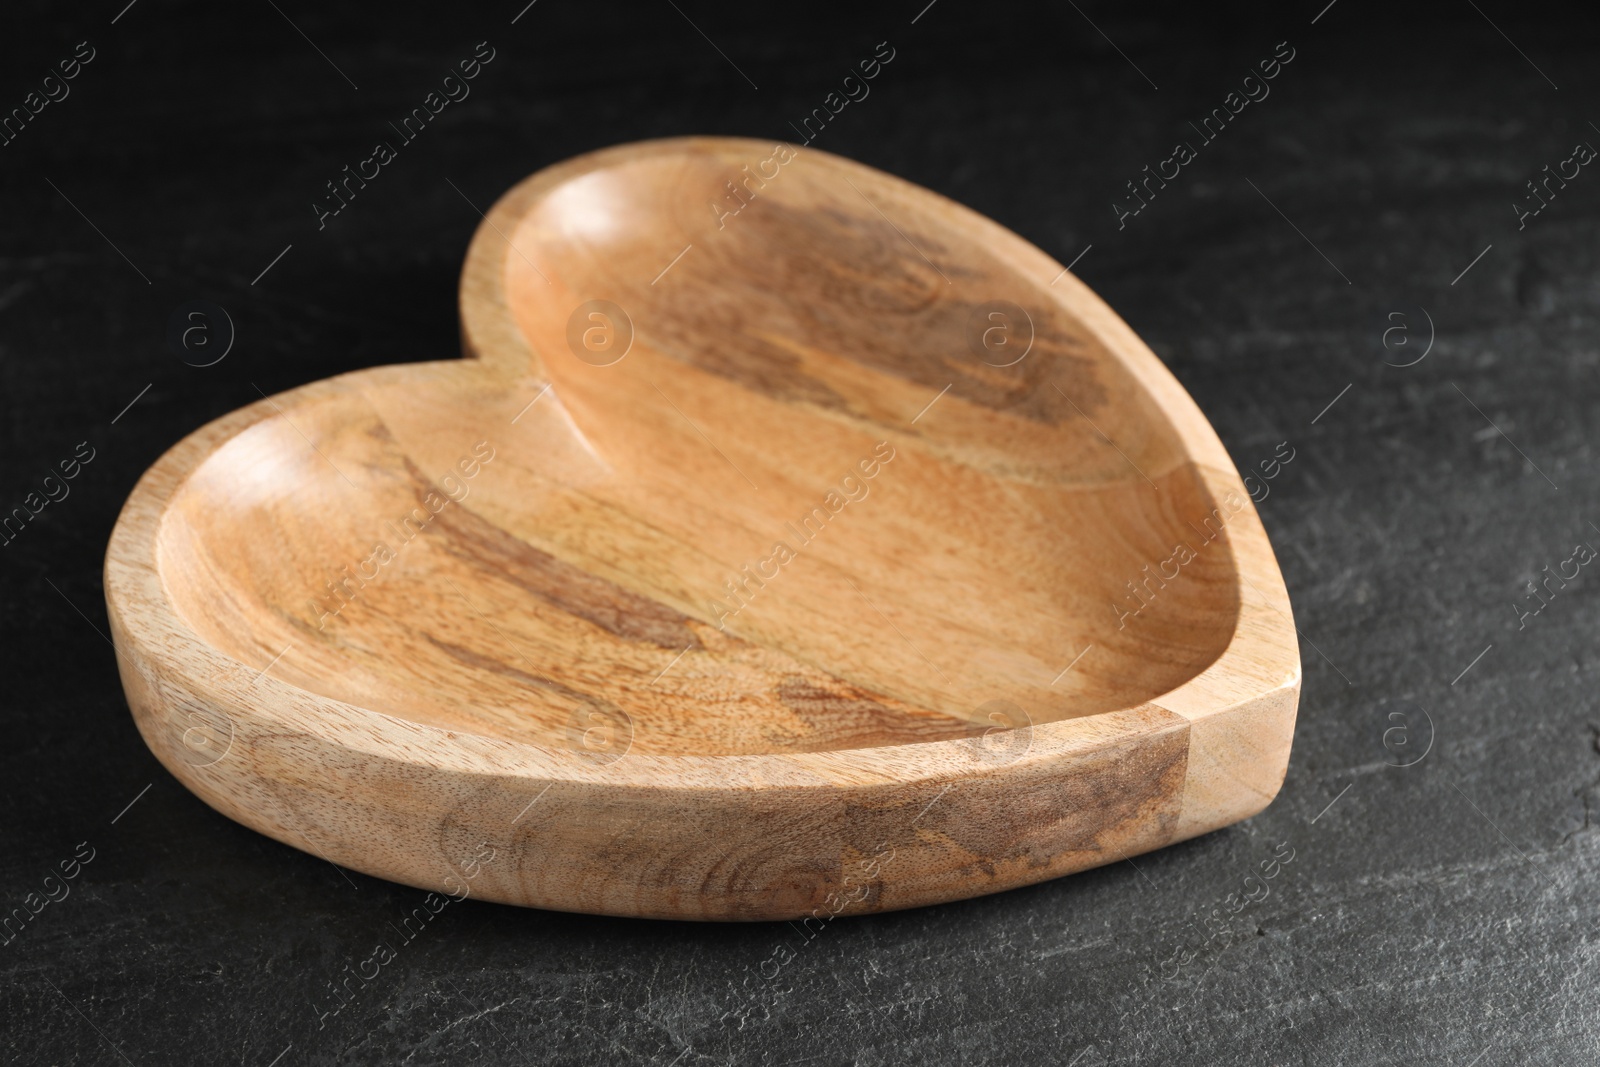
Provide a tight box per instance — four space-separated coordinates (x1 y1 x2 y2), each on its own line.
106 137 1299 921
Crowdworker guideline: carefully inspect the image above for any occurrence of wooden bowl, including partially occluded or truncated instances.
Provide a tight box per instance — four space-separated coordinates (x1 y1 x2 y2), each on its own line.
105 137 1299 921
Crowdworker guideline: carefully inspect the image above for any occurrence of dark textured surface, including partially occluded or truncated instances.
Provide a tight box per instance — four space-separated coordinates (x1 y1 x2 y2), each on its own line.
3 1 1598 1063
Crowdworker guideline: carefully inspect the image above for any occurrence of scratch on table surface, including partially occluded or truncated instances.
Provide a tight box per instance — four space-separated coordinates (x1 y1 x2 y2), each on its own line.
396 997 525 1063
1032 936 1116 962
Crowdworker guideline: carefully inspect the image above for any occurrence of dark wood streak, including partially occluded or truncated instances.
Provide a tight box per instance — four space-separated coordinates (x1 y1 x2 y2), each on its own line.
850 722 1184 860
771 675 982 749
638 196 1111 424
404 459 704 652
425 633 628 719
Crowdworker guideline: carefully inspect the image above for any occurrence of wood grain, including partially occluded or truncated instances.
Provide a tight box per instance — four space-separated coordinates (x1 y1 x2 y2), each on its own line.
105 137 1300 920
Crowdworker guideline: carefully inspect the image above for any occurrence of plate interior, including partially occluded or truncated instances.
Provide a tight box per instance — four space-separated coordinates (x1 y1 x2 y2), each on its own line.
153 143 1240 758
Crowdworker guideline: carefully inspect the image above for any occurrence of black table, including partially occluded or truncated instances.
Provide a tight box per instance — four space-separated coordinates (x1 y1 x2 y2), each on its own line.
4 1 1596 1063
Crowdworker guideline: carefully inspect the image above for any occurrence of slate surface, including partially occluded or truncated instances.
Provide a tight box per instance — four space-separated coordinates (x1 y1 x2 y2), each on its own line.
3 1 1598 1063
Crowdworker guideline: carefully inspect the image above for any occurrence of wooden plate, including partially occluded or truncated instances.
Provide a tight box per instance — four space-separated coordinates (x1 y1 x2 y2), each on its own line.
105 137 1300 921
